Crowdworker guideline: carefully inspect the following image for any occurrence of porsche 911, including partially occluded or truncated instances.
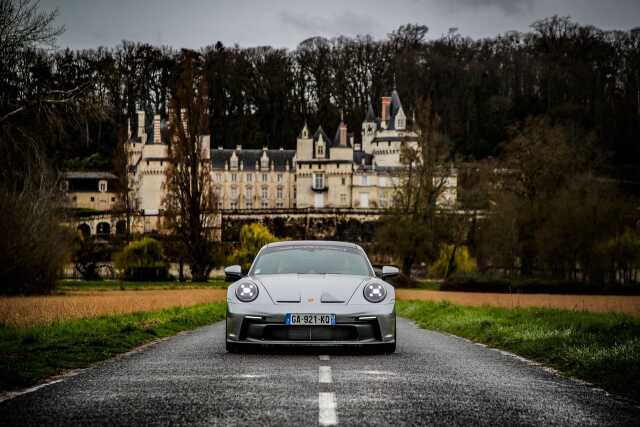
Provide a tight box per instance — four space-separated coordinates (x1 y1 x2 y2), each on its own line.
225 240 398 353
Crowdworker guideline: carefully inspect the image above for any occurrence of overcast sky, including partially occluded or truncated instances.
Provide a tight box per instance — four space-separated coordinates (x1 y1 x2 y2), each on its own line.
42 0 640 51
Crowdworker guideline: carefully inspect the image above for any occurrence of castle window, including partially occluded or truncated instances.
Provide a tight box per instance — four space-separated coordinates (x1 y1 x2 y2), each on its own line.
246 199 253 209
160 161 163 166
261 200 268 209
216 173 222 182
277 173 283 183
90 196 95 202
246 189 252 201
111 197 115 202
316 143 324 157
276 201 283 208
231 188 237 200
379 176 387 187
231 173 237 182
230 201 237 209
361 176 368 186
341 177 346 185
340 193 347 204
277 189 283 199
247 173 252 182
380 192 387 208
98 180 108 193
262 173 268 182
313 174 325 190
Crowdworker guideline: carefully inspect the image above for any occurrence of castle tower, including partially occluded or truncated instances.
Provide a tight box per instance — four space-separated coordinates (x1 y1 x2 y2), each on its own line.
362 99 377 154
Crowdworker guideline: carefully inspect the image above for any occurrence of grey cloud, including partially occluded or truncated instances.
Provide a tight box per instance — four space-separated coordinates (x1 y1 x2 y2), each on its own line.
445 0 534 16
280 10 380 38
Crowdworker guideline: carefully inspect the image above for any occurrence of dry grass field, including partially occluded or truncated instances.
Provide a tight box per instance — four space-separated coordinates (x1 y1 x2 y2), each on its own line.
3 287 639 328
0 289 227 327
396 289 640 316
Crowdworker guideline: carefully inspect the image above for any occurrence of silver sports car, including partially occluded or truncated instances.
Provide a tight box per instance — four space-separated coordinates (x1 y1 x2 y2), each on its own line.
225 240 398 353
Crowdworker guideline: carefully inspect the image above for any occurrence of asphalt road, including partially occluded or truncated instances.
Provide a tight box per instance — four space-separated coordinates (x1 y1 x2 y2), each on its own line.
1 318 639 426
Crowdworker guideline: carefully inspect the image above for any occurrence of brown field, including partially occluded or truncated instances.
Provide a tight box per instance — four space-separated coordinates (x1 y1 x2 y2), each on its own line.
3 288 639 327
396 289 640 316
0 289 227 327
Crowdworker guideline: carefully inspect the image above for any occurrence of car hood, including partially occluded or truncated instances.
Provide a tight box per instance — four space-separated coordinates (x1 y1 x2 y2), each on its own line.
253 274 369 304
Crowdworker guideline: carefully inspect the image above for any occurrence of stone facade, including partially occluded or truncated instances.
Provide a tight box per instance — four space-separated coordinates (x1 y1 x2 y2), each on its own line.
210 146 296 210
67 87 458 237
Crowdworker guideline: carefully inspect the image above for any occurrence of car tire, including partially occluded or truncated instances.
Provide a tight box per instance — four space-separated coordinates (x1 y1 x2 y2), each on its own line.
226 340 242 353
381 341 396 354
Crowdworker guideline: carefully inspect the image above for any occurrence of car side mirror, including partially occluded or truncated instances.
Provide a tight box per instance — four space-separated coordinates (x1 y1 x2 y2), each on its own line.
381 266 400 279
224 265 244 281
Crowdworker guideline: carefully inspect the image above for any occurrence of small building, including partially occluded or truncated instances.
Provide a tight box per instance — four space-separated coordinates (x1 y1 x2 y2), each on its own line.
62 171 120 211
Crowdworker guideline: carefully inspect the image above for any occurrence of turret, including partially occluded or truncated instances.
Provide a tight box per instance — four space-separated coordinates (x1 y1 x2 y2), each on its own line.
362 99 377 154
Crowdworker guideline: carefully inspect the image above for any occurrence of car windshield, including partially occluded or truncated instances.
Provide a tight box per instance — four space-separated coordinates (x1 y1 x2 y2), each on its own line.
250 245 372 276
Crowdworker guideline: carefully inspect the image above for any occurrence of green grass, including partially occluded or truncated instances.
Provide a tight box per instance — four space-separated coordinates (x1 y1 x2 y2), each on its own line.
0 303 226 392
397 300 640 400
56 279 228 292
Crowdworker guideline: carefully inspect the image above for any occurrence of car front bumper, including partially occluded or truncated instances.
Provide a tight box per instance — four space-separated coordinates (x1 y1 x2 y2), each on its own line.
226 303 396 346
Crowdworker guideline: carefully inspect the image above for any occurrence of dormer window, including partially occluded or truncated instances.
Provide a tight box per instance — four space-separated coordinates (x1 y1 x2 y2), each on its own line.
316 143 324 157
98 180 108 193
230 156 238 170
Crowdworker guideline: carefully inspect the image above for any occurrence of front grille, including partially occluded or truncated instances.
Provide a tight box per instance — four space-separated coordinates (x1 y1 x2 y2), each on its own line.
242 321 380 342
263 325 358 341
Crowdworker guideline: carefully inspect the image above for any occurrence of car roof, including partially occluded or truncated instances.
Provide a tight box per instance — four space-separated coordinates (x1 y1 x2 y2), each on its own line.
264 240 362 249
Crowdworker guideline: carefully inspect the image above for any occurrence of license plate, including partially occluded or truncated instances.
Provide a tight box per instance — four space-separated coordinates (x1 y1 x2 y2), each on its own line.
285 313 336 326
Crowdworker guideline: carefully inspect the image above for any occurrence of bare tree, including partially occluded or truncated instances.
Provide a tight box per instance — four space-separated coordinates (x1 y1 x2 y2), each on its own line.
376 97 453 277
163 52 219 281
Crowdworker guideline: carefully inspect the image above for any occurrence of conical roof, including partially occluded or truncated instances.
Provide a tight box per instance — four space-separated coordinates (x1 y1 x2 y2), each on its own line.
365 99 376 122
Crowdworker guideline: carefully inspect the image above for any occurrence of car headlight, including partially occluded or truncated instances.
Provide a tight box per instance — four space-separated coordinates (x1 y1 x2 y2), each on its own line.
363 282 386 303
235 282 259 302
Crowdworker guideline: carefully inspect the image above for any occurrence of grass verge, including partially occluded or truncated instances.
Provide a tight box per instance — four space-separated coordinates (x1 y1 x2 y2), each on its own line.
56 279 228 292
397 300 640 401
0 302 226 392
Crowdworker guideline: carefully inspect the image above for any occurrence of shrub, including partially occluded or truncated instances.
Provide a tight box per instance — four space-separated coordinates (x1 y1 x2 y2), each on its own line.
231 223 280 271
72 232 113 280
441 273 640 295
113 238 169 281
428 245 477 278
0 181 69 294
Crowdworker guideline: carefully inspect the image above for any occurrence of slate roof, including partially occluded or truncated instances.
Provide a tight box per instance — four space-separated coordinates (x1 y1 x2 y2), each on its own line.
211 149 296 171
387 89 405 130
63 171 119 180
364 100 377 123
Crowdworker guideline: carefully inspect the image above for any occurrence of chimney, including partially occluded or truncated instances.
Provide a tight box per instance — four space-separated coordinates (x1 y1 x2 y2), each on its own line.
339 121 347 146
137 111 145 139
381 97 391 123
153 114 161 143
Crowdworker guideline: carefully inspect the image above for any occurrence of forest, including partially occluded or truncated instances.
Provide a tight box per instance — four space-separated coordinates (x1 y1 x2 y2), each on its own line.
2 17 640 182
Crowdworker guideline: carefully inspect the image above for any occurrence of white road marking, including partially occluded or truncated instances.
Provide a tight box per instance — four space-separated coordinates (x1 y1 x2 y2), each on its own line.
319 355 330 361
319 366 332 384
319 392 338 426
